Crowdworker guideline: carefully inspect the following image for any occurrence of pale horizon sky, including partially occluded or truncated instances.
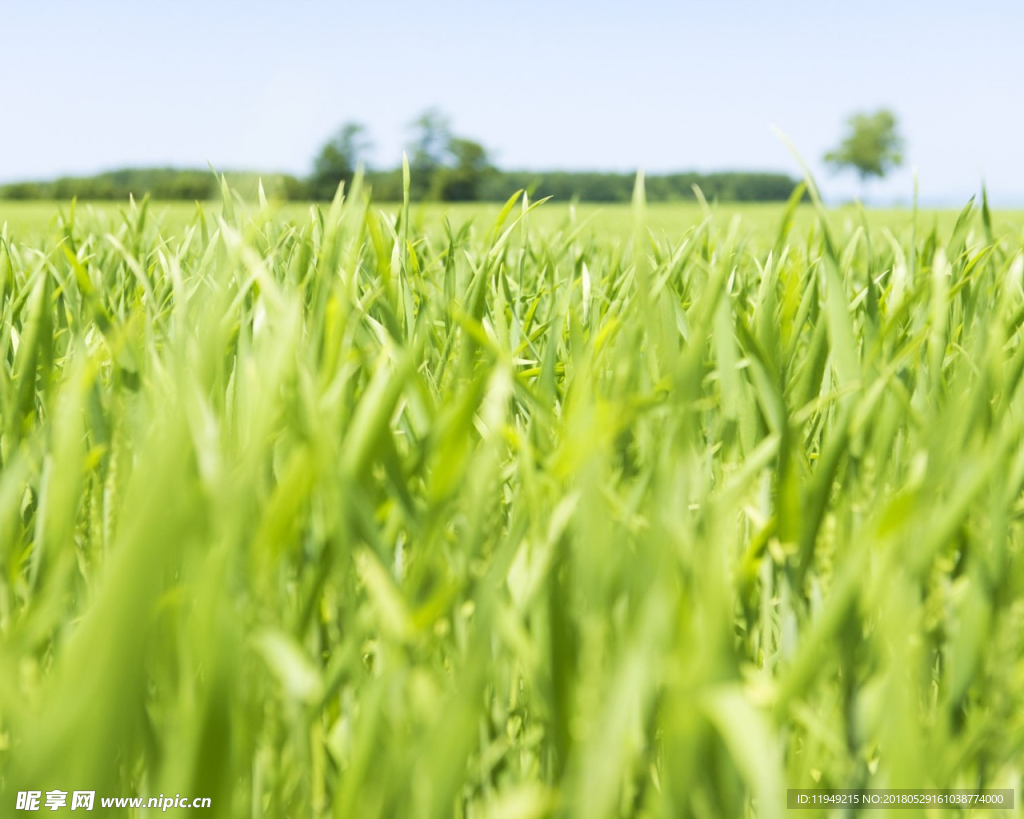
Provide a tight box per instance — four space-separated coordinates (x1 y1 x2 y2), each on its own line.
2 0 1023 206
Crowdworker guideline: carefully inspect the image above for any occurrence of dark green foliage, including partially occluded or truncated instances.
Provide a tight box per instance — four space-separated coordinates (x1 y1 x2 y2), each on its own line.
309 122 371 201
478 170 804 203
0 168 306 201
0 182 46 200
825 109 905 182
434 138 493 201
1 166 803 204
405 107 453 199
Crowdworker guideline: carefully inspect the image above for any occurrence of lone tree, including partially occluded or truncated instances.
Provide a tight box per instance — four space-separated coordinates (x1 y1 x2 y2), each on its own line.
310 122 371 201
824 109 904 195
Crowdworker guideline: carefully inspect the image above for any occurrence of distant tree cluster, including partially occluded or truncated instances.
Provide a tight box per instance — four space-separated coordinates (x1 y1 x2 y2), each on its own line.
0 168 305 202
308 108 500 202
0 108 815 204
309 123 372 201
305 109 803 203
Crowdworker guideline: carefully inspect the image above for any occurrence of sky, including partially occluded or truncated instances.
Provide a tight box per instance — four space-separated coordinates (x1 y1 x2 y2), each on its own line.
2 0 1022 205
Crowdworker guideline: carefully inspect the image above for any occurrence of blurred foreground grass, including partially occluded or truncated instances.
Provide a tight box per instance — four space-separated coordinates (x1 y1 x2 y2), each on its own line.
1 179 1024 817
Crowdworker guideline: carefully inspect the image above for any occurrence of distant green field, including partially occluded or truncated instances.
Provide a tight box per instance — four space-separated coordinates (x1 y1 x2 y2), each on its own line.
4 198 1023 247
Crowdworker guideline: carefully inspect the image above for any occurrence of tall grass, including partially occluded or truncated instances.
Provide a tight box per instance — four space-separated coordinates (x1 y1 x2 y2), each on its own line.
1 177 1023 817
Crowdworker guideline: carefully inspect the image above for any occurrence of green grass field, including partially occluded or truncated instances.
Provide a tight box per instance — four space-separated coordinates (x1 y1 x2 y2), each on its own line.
2 180 1024 817
5 198 1024 247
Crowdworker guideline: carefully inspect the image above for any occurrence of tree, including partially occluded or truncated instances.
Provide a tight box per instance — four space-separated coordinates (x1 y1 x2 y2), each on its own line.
436 138 492 201
406 108 452 198
824 109 904 194
310 122 371 201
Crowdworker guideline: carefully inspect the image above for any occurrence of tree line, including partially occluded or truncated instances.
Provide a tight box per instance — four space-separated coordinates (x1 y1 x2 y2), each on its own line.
0 108 805 203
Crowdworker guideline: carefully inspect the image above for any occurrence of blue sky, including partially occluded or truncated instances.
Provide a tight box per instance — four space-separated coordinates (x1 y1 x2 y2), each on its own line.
2 0 1022 205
